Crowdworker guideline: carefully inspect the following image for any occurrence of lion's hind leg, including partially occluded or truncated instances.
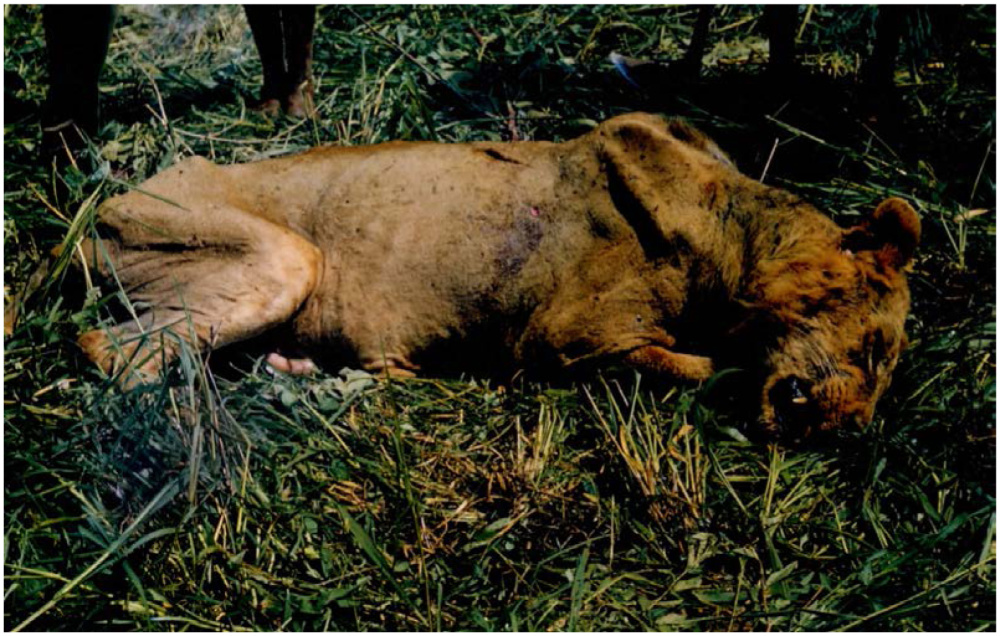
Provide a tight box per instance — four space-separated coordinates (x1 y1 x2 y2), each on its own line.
79 204 322 386
78 313 188 386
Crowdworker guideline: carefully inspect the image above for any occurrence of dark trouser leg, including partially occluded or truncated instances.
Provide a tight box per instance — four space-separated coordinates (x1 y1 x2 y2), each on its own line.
860 7 908 127
763 5 798 79
863 6 907 93
41 5 117 146
679 6 713 79
244 5 316 117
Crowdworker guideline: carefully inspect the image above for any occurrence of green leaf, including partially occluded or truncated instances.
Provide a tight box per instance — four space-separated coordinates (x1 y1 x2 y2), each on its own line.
766 562 798 590
333 503 423 619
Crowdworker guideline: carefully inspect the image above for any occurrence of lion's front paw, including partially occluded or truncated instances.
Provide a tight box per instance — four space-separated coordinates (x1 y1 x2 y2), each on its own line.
625 345 714 381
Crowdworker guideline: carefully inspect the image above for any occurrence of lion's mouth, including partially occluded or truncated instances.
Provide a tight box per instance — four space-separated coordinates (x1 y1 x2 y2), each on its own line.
764 375 825 440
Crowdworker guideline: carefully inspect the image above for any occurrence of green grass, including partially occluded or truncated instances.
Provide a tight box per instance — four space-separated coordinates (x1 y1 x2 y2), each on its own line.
4 5 995 631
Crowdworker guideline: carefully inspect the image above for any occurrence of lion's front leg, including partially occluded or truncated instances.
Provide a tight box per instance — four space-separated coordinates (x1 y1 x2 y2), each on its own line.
623 345 715 381
359 352 420 379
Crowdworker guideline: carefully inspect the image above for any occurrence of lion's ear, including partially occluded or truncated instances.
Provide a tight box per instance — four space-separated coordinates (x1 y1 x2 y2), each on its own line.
597 118 676 260
842 198 920 269
596 115 730 261
600 114 733 167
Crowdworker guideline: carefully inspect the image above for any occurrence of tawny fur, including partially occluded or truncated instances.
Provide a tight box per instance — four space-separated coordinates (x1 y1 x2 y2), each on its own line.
76 113 919 437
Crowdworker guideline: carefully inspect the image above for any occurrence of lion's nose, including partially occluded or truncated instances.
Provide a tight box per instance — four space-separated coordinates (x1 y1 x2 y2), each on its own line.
769 376 818 434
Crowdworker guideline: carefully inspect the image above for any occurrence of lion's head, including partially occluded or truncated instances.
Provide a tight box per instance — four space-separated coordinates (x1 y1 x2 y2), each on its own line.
748 198 920 441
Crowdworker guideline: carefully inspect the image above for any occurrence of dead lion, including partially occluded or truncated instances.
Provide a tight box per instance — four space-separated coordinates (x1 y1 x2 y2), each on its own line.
74 113 920 439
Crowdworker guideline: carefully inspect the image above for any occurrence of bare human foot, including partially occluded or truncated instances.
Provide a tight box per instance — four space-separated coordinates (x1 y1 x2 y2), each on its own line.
251 97 281 117
283 80 314 119
250 81 314 119
245 6 315 119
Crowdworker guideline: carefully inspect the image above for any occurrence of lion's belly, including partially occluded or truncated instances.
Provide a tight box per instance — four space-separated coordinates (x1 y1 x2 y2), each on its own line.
290 143 570 367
